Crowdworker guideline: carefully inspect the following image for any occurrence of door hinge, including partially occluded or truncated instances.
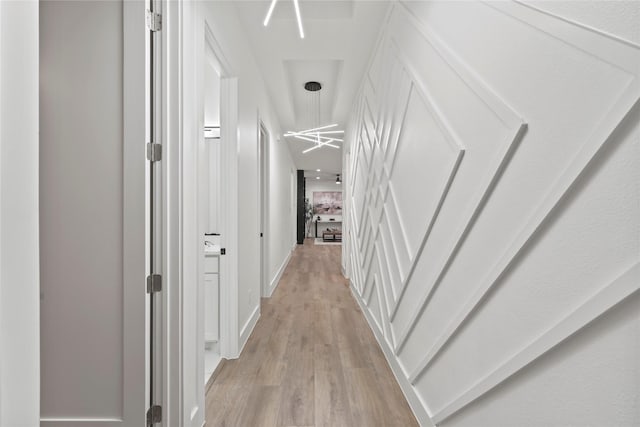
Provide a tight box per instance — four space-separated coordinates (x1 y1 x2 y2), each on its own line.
146 405 162 424
146 10 162 32
146 274 162 293
146 143 162 162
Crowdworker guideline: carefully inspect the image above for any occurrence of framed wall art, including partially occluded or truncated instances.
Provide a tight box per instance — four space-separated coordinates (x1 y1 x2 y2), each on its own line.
313 191 343 215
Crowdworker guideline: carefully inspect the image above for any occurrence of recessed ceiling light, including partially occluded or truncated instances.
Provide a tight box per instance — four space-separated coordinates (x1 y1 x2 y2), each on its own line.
316 177 320 180
316 169 321 172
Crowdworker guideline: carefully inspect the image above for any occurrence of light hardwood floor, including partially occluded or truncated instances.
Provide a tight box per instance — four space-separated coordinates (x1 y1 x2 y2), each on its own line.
205 239 419 427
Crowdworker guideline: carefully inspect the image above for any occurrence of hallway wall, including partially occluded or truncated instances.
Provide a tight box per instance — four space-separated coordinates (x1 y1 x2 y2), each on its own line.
305 179 344 202
343 1 640 426
199 2 297 346
267 136 298 296
0 1 40 425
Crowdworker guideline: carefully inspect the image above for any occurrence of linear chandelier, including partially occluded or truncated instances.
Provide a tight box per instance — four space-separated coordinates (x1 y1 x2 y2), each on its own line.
286 82 344 154
263 0 304 39
284 124 344 154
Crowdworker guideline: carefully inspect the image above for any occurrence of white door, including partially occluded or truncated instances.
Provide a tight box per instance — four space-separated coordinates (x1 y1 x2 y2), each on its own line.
39 1 149 425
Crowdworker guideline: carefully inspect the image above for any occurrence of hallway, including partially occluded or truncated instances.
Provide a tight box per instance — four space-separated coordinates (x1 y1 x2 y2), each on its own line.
2 1 639 425
205 240 418 426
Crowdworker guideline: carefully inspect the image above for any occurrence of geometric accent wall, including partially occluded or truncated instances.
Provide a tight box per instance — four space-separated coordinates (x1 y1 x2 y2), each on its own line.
344 2 640 426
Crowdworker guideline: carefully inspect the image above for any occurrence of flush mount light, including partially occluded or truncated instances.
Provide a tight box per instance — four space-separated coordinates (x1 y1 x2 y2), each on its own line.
263 0 304 39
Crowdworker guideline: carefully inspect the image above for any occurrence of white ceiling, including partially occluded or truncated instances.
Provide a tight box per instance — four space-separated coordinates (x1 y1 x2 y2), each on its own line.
233 0 391 174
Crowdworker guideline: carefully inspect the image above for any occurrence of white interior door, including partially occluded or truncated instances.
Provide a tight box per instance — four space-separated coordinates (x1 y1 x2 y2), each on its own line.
39 1 148 425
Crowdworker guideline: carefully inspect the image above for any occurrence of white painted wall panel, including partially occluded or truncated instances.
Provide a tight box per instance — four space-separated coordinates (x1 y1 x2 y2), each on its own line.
39 1 146 424
418 124 640 414
40 2 123 416
368 274 383 333
344 2 640 426
443 293 640 427
0 1 40 425
389 87 461 260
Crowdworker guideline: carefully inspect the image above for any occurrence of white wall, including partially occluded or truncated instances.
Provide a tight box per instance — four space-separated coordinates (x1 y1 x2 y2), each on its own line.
0 1 40 425
267 136 297 295
204 61 220 127
344 1 640 426
204 61 221 233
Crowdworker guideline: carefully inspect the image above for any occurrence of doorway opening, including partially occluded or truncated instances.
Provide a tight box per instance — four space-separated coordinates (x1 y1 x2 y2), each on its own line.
258 122 269 297
201 40 223 385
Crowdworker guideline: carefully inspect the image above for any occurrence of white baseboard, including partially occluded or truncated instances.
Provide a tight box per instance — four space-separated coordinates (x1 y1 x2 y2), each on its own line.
349 282 434 427
239 304 260 354
266 244 295 297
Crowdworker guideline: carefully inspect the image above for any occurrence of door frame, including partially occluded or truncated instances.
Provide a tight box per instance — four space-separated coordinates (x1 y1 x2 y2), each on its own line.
0 1 40 424
163 3 240 425
203 18 239 363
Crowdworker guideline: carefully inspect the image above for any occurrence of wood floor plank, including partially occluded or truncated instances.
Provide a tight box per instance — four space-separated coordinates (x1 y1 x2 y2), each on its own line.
237 385 282 427
277 350 314 426
332 307 372 369
314 368 353 427
205 239 418 427
344 367 396 427
205 383 252 427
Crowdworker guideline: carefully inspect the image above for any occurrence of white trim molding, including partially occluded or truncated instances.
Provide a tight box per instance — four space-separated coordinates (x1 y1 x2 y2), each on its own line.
267 242 295 298
432 262 640 424
349 282 434 427
239 304 261 357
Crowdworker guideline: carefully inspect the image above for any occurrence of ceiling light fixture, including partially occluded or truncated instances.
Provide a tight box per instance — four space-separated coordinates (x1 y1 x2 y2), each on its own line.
286 133 343 144
263 0 304 39
263 0 278 26
302 139 340 153
286 130 344 136
335 174 341 184
316 169 321 172
285 82 345 154
293 0 304 38
289 123 337 134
